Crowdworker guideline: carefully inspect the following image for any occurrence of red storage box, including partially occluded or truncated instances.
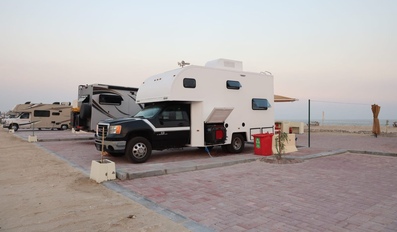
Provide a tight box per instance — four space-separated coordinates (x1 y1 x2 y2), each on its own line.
253 133 273 156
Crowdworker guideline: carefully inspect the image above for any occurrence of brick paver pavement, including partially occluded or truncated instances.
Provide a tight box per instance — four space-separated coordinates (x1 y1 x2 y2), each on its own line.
119 153 397 231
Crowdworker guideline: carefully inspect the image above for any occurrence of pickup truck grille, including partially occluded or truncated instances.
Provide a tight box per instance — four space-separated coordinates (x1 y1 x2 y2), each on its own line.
97 123 109 138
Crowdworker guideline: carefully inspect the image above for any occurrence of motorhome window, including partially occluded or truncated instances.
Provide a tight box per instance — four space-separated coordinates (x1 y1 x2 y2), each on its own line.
99 94 123 105
78 95 89 103
226 80 242 90
252 98 270 110
52 112 60 116
183 78 196 88
34 110 50 117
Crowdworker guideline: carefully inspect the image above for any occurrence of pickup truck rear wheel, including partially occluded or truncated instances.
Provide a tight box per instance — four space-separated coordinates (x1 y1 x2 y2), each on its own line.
227 134 245 153
126 137 152 163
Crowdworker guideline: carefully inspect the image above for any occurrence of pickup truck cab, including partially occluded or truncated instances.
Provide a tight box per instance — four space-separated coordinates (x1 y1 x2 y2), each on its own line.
95 102 191 163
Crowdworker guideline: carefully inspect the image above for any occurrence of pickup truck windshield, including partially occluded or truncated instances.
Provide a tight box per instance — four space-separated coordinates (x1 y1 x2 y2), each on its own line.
134 105 162 119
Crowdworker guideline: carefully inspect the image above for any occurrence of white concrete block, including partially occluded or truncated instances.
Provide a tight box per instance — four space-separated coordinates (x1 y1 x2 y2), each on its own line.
90 159 116 183
28 135 38 142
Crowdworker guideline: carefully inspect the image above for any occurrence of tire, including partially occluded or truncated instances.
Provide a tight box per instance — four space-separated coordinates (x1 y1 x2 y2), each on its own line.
125 137 152 163
226 134 245 153
9 124 19 131
79 103 91 120
61 124 69 130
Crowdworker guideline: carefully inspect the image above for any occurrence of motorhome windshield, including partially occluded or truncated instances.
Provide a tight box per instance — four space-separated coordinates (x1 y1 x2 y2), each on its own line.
134 106 162 119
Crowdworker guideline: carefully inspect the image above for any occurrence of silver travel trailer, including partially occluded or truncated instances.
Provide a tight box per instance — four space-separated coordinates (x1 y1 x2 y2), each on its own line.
95 59 275 163
72 84 143 132
3 102 72 131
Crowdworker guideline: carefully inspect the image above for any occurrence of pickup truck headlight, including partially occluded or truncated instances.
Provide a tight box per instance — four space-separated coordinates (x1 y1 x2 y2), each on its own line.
109 125 122 134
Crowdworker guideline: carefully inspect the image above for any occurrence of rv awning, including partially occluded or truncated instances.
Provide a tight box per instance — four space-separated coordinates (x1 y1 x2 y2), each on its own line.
274 95 298 103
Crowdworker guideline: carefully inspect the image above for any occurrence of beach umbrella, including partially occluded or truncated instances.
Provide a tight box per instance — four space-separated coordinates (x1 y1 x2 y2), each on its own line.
371 104 381 137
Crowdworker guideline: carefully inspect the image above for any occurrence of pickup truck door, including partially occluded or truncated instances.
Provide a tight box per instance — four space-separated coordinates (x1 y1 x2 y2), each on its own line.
152 105 190 148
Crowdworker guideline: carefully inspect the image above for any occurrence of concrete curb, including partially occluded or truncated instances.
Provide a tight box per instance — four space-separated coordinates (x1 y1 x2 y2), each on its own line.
348 149 397 157
37 137 94 142
284 149 348 160
117 157 260 180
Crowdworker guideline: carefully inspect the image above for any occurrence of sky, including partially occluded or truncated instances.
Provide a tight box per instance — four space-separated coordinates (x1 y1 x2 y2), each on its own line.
1 0 396 121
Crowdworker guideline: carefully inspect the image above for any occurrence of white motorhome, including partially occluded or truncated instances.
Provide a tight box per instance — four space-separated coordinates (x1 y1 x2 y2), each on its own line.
72 84 143 132
3 102 72 131
95 59 275 163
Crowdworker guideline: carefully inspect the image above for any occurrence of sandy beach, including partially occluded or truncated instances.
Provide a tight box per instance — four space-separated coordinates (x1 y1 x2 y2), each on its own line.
0 129 189 232
307 124 397 136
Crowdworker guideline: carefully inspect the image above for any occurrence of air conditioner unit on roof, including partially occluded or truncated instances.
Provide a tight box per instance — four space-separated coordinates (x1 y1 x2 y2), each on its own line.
205 58 243 71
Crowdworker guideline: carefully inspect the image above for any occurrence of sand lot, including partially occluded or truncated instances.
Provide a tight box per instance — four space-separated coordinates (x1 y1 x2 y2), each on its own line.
0 129 190 232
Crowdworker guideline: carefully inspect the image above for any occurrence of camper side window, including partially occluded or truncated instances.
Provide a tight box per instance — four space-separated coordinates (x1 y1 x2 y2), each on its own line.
183 78 196 88
226 80 242 90
252 98 270 110
34 110 50 117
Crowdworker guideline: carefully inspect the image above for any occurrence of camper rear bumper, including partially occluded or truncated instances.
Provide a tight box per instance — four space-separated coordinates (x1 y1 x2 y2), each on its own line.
95 139 126 153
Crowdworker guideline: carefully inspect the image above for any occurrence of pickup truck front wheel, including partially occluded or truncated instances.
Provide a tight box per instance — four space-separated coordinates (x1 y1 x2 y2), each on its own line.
126 137 152 163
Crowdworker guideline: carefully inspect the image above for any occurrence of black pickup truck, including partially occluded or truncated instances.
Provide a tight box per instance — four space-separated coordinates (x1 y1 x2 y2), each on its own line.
95 102 192 163
94 101 242 163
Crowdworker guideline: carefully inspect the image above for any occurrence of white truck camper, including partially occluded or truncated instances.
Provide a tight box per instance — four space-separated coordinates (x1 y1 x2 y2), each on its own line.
95 59 275 163
72 84 143 132
3 102 72 131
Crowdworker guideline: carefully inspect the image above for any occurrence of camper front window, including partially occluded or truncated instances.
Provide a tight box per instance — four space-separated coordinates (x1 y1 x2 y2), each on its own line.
226 80 242 90
183 78 196 88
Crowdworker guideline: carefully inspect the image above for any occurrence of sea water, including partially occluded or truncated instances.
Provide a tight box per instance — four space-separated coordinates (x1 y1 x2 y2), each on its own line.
283 119 397 126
